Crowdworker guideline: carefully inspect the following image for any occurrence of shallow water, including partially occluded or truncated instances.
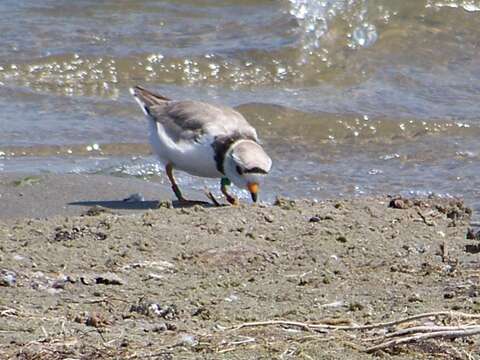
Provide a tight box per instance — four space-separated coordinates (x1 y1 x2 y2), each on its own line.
0 0 479 215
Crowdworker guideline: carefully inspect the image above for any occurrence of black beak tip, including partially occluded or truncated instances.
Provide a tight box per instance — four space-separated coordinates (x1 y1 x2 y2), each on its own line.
251 192 258 203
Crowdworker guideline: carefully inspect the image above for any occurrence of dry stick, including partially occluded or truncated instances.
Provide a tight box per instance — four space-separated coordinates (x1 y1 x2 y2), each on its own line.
384 325 480 339
228 337 256 346
232 311 480 332
232 320 319 332
0 308 17 317
364 327 480 353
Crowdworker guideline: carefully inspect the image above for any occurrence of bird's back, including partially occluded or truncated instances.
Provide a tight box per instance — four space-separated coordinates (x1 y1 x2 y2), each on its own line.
131 86 257 144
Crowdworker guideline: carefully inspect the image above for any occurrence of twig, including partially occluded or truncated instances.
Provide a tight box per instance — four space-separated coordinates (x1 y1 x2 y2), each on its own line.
384 325 480 338
216 337 257 354
365 327 480 353
233 320 322 332
231 311 480 332
0 308 17 317
228 336 256 346
232 320 325 332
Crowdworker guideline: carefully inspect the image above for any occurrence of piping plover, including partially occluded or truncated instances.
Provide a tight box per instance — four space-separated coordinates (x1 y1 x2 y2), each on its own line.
130 86 272 205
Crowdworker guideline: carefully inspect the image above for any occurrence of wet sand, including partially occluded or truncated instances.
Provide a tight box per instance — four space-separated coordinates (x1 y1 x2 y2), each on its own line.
0 174 478 359
0 173 174 220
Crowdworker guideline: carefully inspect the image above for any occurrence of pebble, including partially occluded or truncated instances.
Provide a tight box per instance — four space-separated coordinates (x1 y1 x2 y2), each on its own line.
81 272 125 286
408 293 422 303
443 292 455 299
52 274 73 289
0 269 17 287
264 214 274 223
130 301 178 319
180 334 198 347
224 294 239 302
466 228 480 240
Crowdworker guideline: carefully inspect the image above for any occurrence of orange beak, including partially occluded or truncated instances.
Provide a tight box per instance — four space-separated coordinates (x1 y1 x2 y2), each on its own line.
248 182 259 202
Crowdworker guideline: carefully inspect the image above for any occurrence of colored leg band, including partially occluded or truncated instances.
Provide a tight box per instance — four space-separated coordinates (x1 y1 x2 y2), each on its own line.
221 177 231 187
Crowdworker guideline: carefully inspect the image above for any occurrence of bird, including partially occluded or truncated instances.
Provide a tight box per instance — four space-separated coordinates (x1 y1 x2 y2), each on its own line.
129 86 272 205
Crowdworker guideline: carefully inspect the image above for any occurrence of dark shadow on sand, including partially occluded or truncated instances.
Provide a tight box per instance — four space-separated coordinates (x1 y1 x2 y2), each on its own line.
69 199 220 210
69 200 161 210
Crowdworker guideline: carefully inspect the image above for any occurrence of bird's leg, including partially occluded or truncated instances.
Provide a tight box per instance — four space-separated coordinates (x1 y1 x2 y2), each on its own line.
166 163 185 201
165 163 210 206
205 190 222 207
221 177 239 205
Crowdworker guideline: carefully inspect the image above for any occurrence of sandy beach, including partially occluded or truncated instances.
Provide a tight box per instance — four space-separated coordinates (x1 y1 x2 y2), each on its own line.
0 173 477 359
1 1 480 358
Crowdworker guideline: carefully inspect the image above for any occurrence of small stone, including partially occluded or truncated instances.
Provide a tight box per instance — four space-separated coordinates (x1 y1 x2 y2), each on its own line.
85 313 109 327
468 288 479 298
264 215 274 223
150 322 168 332
336 235 347 243
465 244 480 254
225 294 239 302
81 272 124 286
94 232 108 241
166 322 177 331
130 300 178 320
180 334 198 347
192 307 211 320
51 274 71 289
274 197 296 210
82 206 109 217
0 269 16 287
349 302 364 311
95 273 123 285
389 197 412 209
309 216 320 223
408 293 422 303
265 235 277 242
466 228 480 240
444 292 455 299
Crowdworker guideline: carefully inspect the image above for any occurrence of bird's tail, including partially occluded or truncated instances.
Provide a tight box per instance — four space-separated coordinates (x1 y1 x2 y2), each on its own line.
129 86 171 116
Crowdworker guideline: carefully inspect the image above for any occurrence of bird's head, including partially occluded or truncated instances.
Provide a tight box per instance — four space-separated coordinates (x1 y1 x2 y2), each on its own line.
223 140 272 202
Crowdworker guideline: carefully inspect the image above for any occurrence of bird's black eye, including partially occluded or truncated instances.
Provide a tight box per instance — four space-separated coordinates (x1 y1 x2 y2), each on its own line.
236 165 243 175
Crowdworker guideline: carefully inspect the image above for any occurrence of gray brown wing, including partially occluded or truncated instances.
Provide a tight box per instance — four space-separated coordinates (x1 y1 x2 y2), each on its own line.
148 100 258 143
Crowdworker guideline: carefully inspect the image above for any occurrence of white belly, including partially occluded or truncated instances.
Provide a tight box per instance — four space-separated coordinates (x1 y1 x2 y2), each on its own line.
148 119 222 178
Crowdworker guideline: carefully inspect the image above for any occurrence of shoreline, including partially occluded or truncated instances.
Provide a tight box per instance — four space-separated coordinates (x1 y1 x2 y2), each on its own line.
1 172 478 221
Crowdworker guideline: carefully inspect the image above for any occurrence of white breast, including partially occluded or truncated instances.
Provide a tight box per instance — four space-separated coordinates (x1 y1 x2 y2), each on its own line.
148 119 222 178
